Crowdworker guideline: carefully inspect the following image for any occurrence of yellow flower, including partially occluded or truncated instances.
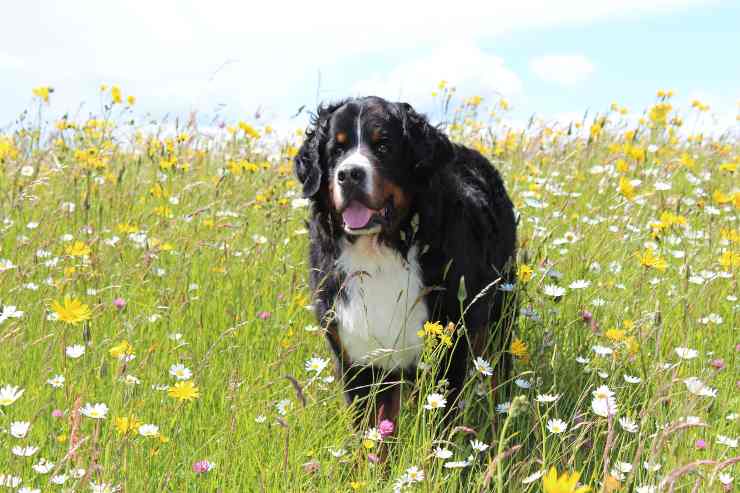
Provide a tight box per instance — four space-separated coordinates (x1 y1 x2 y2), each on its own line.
127 95 136 106
32 86 52 103
542 467 591 493
65 241 91 257
418 321 443 338
638 249 667 271
168 381 200 401
510 338 528 360
618 176 635 201
114 415 142 436
111 85 122 104
109 340 133 359
605 328 626 343
713 190 731 204
719 251 740 269
238 121 260 139
517 264 534 282
51 297 92 325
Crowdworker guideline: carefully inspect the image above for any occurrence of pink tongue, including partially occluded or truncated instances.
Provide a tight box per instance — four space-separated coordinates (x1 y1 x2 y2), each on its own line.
342 201 374 229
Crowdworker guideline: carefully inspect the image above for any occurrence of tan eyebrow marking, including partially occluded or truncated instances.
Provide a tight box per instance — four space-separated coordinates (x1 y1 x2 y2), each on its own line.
335 132 347 144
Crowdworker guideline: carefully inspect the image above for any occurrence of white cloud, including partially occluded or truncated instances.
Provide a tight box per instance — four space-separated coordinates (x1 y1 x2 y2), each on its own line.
351 40 522 109
530 55 595 86
0 0 720 124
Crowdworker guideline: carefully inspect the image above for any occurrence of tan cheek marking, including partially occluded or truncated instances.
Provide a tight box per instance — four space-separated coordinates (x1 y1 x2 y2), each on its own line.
336 132 347 144
371 129 382 143
376 178 411 211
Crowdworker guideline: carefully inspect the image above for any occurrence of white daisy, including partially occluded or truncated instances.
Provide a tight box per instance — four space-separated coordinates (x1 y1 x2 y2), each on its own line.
717 435 738 448
32 458 55 474
536 393 560 403
305 357 329 374
168 363 192 381
623 374 641 384
47 374 65 388
66 344 86 359
543 284 566 297
433 446 453 459
138 424 160 437
568 279 591 289
473 357 493 376
80 402 108 419
10 421 30 438
674 347 698 360
546 418 568 434
619 416 639 433
0 384 24 406
470 439 489 452
423 393 447 411
12 444 40 456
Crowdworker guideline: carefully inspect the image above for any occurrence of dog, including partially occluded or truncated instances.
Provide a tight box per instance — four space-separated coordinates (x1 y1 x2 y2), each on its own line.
294 96 517 427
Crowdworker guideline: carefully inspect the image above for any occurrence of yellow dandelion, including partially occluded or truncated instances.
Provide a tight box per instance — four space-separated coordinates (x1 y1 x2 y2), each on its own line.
65 241 91 257
618 176 635 201
638 249 667 272
604 328 626 343
719 251 740 269
114 415 142 436
542 467 591 493
510 338 528 360
111 85 122 104
168 381 200 401
32 86 52 103
127 95 136 106
51 297 92 325
517 264 534 282
109 340 133 359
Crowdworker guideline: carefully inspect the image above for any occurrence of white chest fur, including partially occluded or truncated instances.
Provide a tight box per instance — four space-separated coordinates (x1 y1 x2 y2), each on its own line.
335 237 428 371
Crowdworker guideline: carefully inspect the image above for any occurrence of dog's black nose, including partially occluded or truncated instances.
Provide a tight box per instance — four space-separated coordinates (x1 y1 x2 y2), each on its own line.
337 166 366 186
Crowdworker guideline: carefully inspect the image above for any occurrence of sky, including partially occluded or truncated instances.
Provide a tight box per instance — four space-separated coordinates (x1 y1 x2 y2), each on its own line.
1 0 738 133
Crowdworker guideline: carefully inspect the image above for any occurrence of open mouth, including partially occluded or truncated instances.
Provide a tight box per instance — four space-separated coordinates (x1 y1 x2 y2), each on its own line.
341 199 393 235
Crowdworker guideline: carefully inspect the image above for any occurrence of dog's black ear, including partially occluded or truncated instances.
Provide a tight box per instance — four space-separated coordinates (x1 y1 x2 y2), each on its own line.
294 101 345 198
398 102 454 180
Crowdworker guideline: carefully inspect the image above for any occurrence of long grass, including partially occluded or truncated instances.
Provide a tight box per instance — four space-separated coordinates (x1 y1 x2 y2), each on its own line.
0 86 737 492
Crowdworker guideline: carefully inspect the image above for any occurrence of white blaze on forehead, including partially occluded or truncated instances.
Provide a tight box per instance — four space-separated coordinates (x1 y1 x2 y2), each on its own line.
333 106 375 202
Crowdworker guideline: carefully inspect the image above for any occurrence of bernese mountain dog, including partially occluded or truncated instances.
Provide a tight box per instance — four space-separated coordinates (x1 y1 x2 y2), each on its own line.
294 96 517 427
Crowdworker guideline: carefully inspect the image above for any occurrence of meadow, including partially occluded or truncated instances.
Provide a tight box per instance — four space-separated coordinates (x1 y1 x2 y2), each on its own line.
0 85 737 492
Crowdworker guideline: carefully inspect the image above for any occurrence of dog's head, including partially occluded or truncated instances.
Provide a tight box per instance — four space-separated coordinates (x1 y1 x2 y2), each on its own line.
294 96 453 236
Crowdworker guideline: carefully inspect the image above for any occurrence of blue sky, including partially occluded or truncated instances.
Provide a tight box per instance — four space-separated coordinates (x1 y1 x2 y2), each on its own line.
1 0 738 132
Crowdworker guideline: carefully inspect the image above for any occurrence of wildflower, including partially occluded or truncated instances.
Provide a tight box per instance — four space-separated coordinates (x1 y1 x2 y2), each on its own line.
423 393 447 410
47 374 65 388
444 459 471 469
168 381 200 401
618 176 635 201
51 409 63 418
90 482 121 493
473 357 493 376
10 421 30 438
569 279 591 289
81 403 108 419
329 448 347 458
695 439 706 449
114 415 142 435
623 374 641 384
169 364 193 381
113 297 126 310
542 467 591 493
12 444 40 456
109 340 133 359
638 249 667 271
517 264 534 282
305 356 329 374
276 398 291 416
643 461 661 472
65 240 91 257
66 344 86 358
192 460 215 473
619 416 638 433
0 475 22 488
0 384 24 406
32 86 52 103
717 435 738 448
470 439 489 452
543 284 567 297
510 338 528 359
32 458 55 474
138 424 160 438
591 385 617 417
592 345 613 357
523 470 546 484
378 419 394 438
51 297 92 325
536 393 560 403
719 473 733 487
675 347 698 360
433 446 453 459
547 418 568 434
111 85 122 104
515 378 531 389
